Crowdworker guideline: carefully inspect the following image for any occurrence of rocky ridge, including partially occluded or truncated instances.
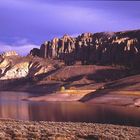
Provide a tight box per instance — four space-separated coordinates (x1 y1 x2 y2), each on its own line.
0 54 57 80
30 29 140 68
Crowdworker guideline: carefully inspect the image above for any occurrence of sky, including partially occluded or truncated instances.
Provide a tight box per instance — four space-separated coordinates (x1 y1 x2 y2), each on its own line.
0 0 140 55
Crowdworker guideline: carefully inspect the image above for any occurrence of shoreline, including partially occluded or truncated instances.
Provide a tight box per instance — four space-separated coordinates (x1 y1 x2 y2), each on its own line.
0 119 139 139
1 89 140 107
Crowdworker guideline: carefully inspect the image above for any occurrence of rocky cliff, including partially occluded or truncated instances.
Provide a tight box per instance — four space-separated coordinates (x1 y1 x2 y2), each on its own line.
1 29 140 80
30 29 140 68
0 52 57 80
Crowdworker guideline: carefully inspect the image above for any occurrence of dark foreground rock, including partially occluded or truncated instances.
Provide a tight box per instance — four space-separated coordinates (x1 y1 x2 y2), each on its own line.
0 120 139 140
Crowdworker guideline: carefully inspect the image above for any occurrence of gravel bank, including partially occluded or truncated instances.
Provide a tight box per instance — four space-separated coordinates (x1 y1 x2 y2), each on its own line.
0 120 139 140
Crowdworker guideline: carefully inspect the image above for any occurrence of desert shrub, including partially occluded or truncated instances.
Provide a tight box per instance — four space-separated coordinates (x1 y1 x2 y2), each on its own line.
60 86 65 91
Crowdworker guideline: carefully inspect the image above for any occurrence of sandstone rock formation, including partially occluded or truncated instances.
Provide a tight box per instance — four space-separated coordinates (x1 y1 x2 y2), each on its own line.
0 51 19 57
30 48 40 57
0 52 56 80
30 29 140 68
0 62 29 80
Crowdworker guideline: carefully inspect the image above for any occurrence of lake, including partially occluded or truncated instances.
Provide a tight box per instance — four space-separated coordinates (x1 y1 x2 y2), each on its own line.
0 91 140 127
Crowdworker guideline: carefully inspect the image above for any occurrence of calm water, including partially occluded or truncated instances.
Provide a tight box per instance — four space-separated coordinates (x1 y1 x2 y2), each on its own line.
0 91 140 127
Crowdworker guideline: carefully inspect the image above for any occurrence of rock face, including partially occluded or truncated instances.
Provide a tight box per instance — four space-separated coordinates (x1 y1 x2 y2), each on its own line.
30 29 140 68
0 51 19 57
0 52 55 80
30 48 40 57
0 62 29 80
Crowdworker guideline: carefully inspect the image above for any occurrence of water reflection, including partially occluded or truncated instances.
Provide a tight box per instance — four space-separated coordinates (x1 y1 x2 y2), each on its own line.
0 92 140 126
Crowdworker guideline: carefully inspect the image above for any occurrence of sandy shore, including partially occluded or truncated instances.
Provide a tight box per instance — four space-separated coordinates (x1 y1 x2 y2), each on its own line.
0 120 139 140
25 89 96 102
24 89 140 108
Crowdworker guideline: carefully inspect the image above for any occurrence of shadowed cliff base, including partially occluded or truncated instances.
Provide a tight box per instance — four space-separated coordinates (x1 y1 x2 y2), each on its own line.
0 64 131 93
80 74 140 107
